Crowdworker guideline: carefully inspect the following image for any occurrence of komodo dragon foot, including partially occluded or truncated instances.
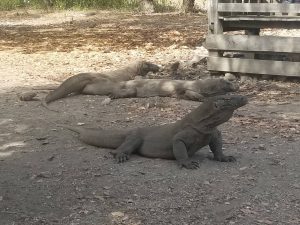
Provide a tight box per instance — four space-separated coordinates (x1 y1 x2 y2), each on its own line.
179 159 199 169
115 152 130 163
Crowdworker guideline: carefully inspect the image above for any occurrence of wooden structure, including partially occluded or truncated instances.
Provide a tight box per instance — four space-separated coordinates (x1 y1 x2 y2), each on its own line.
205 1 300 77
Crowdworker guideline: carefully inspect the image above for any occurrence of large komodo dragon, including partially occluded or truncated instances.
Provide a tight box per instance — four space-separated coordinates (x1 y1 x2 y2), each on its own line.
43 60 160 106
110 78 239 101
60 95 248 169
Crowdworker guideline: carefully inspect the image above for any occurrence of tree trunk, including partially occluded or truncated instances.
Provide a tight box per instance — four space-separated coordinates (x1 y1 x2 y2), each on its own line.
43 0 54 7
139 0 155 13
182 0 195 13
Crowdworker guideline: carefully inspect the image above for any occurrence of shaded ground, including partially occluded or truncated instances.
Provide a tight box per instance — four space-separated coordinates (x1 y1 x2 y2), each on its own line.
0 10 299 225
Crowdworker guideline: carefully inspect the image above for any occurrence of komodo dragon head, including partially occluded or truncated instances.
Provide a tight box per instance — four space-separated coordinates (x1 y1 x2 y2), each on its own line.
196 79 239 96
185 95 248 131
135 61 160 76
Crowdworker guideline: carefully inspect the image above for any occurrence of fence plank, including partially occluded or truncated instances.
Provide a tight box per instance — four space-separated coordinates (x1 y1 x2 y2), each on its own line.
207 57 300 77
205 35 300 53
221 16 300 21
218 3 300 13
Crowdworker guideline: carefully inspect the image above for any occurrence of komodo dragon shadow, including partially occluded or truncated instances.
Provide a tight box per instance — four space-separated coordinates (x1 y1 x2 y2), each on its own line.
42 60 160 109
60 95 248 169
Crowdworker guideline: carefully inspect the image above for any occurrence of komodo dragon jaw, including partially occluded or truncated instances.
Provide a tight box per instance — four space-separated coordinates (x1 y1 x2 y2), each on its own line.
196 79 239 97
213 94 248 109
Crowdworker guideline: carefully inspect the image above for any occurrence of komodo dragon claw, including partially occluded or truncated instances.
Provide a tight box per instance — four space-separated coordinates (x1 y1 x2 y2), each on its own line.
116 152 130 163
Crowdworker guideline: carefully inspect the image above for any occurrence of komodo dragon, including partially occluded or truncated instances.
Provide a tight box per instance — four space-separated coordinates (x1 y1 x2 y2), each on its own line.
43 60 160 106
60 95 248 169
110 78 239 101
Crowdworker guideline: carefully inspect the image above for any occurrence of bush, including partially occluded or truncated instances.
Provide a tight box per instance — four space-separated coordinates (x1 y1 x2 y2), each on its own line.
0 0 25 10
0 0 175 11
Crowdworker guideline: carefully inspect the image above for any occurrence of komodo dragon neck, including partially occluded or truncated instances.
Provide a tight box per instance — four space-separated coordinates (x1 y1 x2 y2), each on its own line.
104 61 159 81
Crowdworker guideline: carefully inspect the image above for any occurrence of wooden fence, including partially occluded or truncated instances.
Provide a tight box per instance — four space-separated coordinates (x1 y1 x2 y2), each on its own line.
205 0 300 77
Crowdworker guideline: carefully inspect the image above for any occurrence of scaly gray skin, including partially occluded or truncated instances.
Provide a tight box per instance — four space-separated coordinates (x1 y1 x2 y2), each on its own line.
60 95 248 169
43 61 160 105
110 78 239 101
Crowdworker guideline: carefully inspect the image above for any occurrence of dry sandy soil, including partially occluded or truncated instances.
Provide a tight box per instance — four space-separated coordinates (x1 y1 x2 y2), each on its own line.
0 10 299 225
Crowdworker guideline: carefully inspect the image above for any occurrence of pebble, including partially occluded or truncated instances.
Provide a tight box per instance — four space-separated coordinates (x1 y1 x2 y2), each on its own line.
101 97 111 105
258 144 266 150
240 75 253 83
111 211 125 217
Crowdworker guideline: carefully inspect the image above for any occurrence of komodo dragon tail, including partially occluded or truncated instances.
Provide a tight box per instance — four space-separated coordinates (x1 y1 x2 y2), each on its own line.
57 124 84 134
41 100 59 112
58 124 104 134
59 124 118 156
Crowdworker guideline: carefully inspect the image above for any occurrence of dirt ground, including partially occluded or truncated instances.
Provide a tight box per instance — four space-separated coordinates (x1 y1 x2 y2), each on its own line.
0 10 299 225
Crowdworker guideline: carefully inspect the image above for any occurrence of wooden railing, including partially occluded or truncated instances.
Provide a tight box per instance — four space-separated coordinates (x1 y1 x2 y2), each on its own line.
205 0 300 77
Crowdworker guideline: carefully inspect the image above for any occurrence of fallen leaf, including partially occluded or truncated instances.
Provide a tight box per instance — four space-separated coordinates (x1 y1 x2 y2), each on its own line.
256 219 273 224
239 166 248 171
111 211 125 217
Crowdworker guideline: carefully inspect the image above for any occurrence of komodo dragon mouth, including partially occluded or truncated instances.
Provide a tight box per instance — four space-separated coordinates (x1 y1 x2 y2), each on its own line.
214 95 248 109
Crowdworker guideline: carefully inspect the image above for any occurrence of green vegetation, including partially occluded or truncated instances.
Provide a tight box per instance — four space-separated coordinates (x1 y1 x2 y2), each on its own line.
53 0 139 10
0 0 178 12
0 0 25 10
0 0 140 11
153 0 176 12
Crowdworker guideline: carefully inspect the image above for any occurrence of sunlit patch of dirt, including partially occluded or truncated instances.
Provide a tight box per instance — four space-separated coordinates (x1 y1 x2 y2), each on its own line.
0 12 207 53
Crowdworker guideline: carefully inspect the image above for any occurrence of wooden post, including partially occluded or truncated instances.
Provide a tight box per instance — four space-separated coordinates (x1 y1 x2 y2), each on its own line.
208 0 223 35
244 28 260 59
208 0 223 58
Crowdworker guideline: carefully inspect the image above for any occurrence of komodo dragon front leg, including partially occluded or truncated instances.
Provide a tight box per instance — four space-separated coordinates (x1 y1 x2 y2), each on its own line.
209 130 236 162
114 130 143 163
172 129 201 169
173 140 200 169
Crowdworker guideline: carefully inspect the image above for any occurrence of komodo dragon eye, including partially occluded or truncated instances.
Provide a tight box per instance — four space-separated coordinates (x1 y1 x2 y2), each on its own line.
214 101 223 109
